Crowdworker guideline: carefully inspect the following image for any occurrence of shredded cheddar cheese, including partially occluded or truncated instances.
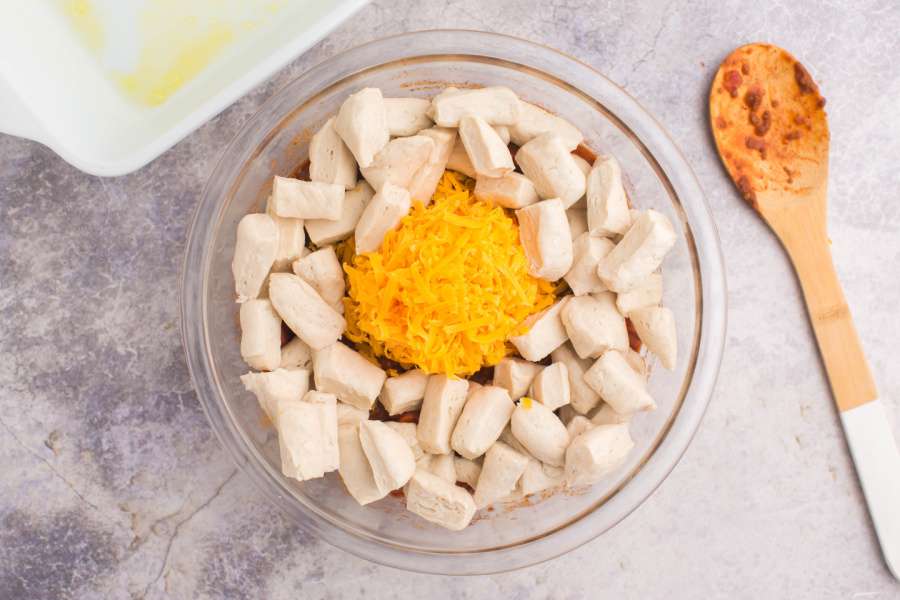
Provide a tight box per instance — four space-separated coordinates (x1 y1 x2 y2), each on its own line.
342 171 555 377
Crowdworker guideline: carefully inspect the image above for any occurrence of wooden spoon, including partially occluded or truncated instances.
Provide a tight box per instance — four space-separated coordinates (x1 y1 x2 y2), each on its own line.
710 43 900 579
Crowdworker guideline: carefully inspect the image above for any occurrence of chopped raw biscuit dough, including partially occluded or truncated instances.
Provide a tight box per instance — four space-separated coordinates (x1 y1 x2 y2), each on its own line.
230 84 677 529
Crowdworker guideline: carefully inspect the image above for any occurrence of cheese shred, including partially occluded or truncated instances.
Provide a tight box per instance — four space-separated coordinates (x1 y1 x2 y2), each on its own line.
342 171 556 377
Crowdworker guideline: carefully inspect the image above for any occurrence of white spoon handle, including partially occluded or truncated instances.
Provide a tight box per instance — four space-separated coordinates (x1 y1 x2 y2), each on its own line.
841 399 900 580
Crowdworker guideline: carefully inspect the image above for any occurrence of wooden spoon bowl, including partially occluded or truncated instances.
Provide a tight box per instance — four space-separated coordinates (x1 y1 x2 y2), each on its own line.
710 43 829 213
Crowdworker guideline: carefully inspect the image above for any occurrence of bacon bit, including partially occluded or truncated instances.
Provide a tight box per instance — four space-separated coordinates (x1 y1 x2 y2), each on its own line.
715 116 728 129
744 85 764 112
395 411 420 424
389 489 405 498
294 159 311 181
625 318 642 352
723 70 742 97
817 97 827 108
794 114 810 127
750 110 771 136
785 130 802 141
741 63 750 75
794 62 818 95
736 175 757 206
745 136 767 159
572 144 597 165
782 166 794 184
771 99 780 108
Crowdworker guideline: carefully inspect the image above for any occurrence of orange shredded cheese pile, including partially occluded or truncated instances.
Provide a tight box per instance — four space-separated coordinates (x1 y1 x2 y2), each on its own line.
343 171 556 377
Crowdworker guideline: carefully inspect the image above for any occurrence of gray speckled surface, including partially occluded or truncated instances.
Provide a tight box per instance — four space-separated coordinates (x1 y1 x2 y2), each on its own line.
2 1 899 598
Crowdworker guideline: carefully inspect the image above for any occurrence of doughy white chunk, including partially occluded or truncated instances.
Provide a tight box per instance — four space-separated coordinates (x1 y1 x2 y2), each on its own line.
338 423 385 505
566 415 594 439
453 456 482 487
451 385 515 460
551 343 601 414
291 246 345 306
531 362 570 410
265 197 307 273
426 453 457 484
309 116 358 190
408 127 457 204
271 219 306 273
458 114 514 178
583 350 656 414
473 441 529 508
590 403 631 426
354 182 411 254
233 213 278 302
305 181 373 246
239 299 282 371
565 423 634 487
560 292 629 359
564 233 614 296
587 155 631 237
498 424 533 458
380 369 428 416
567 207 589 238
313 342 387 410
515 133 586 208
596 209 677 293
445 139 477 178
509 297 570 362
268 273 345 350
572 153 592 177
429 86 521 127
361 135 435 192
279 336 312 370
384 97 433 136
385 421 425 461
406 468 477 531
240 368 310 424
518 459 564 496
492 357 542 401
270 176 344 221
510 398 570 467
474 172 539 209
516 199 574 281
493 125 511 144
629 305 677 369
334 87 390 169
337 402 369 426
417 375 469 455
616 271 663 315
277 390 339 481
359 420 416 493
621 348 648 379
508 101 583 150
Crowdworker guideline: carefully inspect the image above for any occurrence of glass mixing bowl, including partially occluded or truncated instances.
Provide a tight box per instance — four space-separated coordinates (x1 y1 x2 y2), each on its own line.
181 30 727 575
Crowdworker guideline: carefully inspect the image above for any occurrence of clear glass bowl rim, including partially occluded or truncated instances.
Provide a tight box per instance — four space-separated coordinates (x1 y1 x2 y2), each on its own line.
181 29 727 575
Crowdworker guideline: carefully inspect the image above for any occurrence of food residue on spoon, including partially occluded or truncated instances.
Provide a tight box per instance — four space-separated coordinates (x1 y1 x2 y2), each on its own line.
709 43 829 207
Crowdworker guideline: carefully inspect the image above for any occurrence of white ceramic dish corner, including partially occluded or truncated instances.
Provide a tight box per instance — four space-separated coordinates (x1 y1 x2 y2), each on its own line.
0 0 369 176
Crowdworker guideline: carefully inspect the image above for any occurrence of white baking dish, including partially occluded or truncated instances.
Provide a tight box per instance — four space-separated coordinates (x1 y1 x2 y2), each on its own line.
0 0 369 176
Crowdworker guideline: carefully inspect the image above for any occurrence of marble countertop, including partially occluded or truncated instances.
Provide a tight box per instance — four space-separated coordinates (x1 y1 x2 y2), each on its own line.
2 1 899 598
